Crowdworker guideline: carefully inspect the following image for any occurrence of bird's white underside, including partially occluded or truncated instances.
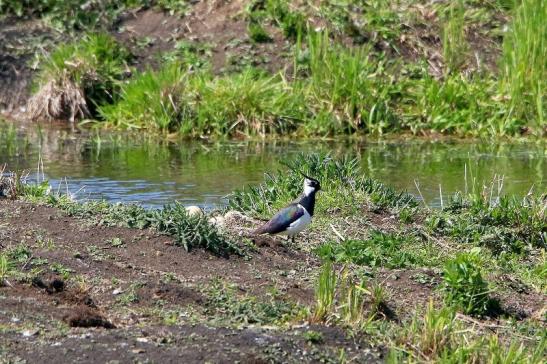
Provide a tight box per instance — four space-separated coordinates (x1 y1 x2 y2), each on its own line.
280 204 312 237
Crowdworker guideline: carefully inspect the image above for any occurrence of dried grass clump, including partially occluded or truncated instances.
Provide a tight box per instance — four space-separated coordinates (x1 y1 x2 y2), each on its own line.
28 73 89 123
28 33 130 123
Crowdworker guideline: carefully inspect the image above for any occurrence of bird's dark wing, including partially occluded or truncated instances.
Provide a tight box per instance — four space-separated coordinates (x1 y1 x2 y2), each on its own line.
253 203 304 235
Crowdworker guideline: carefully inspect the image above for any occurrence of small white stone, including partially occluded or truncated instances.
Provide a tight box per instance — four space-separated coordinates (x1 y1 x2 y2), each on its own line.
185 206 204 217
112 289 122 295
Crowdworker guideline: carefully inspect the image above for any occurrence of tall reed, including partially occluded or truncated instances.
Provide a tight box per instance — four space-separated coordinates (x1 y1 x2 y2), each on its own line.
442 0 468 74
501 0 546 130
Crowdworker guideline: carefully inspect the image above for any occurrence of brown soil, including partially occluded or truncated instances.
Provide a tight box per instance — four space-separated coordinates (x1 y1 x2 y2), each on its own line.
115 2 291 75
1 198 544 362
0 198 381 362
0 17 61 113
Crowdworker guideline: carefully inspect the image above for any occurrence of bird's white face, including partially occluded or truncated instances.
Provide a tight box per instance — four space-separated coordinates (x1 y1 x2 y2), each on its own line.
303 177 321 196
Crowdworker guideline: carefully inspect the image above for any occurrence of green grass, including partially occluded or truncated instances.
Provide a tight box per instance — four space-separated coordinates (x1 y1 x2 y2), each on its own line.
297 30 398 135
442 0 468 74
316 230 430 269
156 0 190 16
312 261 388 327
183 69 305 136
100 66 307 135
246 0 306 40
390 301 546 363
229 153 416 218
32 33 131 118
441 249 494 316
90 25 541 137
98 62 187 130
500 0 546 130
0 254 14 285
0 0 139 32
427 192 546 254
17 187 242 257
5 0 545 137
204 280 302 325
312 260 336 322
399 73 521 135
248 22 273 43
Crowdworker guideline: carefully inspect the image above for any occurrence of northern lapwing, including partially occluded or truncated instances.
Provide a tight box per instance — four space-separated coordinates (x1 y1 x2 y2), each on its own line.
253 175 321 243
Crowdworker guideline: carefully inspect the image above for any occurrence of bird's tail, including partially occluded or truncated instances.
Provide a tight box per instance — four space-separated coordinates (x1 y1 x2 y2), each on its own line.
252 226 266 235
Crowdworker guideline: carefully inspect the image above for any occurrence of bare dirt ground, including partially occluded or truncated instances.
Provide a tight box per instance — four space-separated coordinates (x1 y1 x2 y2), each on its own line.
0 199 384 362
1 198 544 362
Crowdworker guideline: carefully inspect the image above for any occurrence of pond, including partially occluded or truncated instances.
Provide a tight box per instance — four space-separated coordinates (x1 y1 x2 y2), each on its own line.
1 121 545 209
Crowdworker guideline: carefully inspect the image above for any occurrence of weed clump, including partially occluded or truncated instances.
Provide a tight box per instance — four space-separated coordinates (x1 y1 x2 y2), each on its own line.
99 63 187 130
29 33 131 122
248 22 273 43
204 280 301 325
100 66 306 135
428 192 546 254
442 249 493 316
311 262 388 327
317 231 427 269
229 153 416 217
299 31 399 135
246 0 307 40
501 0 546 129
18 186 242 257
392 301 545 363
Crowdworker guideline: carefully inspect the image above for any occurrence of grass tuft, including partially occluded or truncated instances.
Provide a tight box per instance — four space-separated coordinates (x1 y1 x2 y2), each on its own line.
29 33 131 122
204 280 302 325
229 153 416 218
316 230 428 269
16 183 242 257
100 66 306 135
500 0 546 130
442 249 494 316
442 0 468 73
98 62 187 130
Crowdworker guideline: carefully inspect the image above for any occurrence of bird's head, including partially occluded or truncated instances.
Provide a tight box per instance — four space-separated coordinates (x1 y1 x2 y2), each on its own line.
303 175 321 196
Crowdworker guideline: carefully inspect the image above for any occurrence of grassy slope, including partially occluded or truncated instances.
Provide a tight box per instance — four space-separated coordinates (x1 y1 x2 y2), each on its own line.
2 0 545 137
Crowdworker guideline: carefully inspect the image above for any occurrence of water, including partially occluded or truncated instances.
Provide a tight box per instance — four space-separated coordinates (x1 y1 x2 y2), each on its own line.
1 122 545 209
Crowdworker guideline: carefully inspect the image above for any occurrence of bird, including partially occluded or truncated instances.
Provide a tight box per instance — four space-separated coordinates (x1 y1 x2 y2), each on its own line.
253 175 321 243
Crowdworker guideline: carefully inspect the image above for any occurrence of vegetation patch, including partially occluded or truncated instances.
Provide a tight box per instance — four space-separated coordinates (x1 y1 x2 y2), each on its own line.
311 261 389 327
203 280 303 326
316 231 428 269
2 149 545 361
441 249 496 316
390 301 545 363
17 190 242 257
99 66 307 135
229 153 416 218
29 33 131 122
427 191 546 254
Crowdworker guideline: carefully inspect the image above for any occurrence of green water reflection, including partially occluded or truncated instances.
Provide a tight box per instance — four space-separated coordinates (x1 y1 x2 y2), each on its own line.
1 122 545 208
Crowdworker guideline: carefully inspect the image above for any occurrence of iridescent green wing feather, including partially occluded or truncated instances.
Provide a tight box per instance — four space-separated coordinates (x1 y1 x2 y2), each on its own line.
254 203 304 234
